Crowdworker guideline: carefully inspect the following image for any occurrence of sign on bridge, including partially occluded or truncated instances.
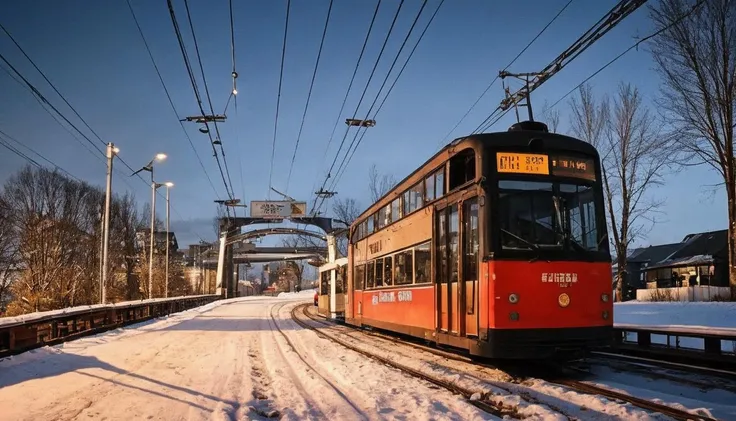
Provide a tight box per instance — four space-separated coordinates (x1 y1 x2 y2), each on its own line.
250 201 307 219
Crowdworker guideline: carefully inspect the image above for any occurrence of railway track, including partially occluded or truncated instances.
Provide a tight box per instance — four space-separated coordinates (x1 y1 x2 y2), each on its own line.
289 304 515 419
299 304 720 421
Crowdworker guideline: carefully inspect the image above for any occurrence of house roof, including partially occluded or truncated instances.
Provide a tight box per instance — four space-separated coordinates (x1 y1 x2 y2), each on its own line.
626 243 683 264
647 229 727 270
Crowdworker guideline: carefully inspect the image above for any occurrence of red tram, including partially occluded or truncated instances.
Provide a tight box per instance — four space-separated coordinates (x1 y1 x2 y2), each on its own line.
345 121 613 359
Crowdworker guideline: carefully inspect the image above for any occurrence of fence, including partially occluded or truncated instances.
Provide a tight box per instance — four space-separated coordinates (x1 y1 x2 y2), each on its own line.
0 295 220 358
635 286 731 302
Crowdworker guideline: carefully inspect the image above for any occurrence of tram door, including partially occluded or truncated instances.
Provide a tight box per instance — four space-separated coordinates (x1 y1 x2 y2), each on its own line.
462 197 479 337
437 198 479 337
436 203 460 334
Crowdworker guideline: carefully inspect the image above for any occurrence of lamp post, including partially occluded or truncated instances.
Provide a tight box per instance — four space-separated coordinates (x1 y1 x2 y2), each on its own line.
132 153 167 299
163 182 174 298
101 143 120 304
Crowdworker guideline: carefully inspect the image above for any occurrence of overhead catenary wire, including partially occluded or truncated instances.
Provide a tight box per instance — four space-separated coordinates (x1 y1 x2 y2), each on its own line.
313 0 406 215
327 0 432 193
330 0 445 191
284 0 334 194
227 0 247 207
182 0 237 203
438 0 574 145
547 0 706 110
307 0 383 216
167 0 234 220
267 0 292 199
0 128 82 181
125 0 220 200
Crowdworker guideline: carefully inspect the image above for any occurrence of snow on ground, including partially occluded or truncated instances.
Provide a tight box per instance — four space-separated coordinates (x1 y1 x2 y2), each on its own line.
614 301 736 329
582 359 736 421
614 301 736 352
0 294 493 421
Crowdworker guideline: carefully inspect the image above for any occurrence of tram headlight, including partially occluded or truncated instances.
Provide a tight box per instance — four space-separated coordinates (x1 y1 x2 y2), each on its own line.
558 293 571 308
508 293 519 304
601 293 610 302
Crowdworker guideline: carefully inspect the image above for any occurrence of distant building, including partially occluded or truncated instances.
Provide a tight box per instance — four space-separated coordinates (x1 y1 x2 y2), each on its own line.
615 229 729 300
134 229 178 254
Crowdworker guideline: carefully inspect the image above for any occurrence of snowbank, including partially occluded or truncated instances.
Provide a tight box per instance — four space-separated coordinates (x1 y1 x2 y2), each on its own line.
276 288 317 299
614 301 736 329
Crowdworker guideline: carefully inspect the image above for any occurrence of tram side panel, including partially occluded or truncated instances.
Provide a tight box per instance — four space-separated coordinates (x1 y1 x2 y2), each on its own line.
350 209 435 337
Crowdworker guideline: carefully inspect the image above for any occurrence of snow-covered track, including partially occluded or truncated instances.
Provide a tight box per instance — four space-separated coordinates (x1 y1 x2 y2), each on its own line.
301 305 725 421
290 304 514 419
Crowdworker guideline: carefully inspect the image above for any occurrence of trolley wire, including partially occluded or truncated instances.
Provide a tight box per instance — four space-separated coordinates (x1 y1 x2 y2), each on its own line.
313 0 406 215
126 0 220 199
167 0 234 220
284 0 334 195
328 0 434 194
227 0 247 207
182 0 237 202
308 0 383 216
267 0 291 199
547 0 706 110
438 0 574 145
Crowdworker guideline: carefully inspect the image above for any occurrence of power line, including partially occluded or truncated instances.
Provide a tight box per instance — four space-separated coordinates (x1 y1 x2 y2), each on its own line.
267 0 292 199
0 128 81 181
284 0 334 194
125 0 220 199
329 0 431 191
548 0 706 110
167 0 235 220
182 0 237 202
331 0 445 190
228 0 247 207
438 0 574 145
308 0 383 216
313 0 406 214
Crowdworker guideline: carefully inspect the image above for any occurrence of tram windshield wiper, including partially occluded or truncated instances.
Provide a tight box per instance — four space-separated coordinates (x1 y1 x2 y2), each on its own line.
500 228 543 262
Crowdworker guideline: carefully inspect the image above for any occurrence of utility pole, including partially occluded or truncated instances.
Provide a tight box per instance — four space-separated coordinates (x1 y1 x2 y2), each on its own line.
100 143 118 304
164 182 174 298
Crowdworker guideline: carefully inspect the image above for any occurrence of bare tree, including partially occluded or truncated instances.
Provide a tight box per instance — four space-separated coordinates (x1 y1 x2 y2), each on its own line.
368 164 397 202
570 83 673 301
0 197 18 312
541 100 561 133
649 0 736 292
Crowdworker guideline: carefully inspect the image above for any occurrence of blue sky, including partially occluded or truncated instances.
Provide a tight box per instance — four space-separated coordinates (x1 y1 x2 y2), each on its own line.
0 0 726 248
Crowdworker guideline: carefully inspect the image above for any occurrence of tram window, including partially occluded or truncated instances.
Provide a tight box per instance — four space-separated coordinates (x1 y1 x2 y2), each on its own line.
402 190 412 215
320 271 329 295
449 149 475 190
391 198 401 221
336 266 345 293
415 242 431 283
464 198 479 281
367 214 374 233
367 261 375 288
435 168 445 198
425 174 435 201
355 264 365 290
378 206 388 229
449 204 459 283
375 257 384 287
384 255 393 286
395 250 413 285
409 182 424 213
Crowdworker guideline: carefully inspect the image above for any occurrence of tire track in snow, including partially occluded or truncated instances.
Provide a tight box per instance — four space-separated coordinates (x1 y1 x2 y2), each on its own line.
264 302 368 420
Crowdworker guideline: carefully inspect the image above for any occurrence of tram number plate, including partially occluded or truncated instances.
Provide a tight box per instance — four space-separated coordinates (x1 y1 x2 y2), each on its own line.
497 152 549 175
371 290 413 305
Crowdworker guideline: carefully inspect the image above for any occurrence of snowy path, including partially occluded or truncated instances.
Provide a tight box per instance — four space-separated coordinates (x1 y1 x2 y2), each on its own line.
0 296 492 421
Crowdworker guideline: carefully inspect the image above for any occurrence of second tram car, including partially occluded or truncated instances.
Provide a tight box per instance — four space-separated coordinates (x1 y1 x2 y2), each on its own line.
345 121 613 359
317 257 348 319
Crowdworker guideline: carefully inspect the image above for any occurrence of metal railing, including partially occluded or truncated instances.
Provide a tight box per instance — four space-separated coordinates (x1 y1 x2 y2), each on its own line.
0 295 220 358
611 324 736 370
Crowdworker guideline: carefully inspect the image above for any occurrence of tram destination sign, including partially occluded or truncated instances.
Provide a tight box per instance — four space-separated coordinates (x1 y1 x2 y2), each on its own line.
250 200 307 219
496 152 595 181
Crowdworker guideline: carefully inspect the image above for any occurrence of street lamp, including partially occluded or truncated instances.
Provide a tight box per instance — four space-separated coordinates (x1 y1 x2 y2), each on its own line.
163 181 174 298
132 153 167 299
100 143 120 304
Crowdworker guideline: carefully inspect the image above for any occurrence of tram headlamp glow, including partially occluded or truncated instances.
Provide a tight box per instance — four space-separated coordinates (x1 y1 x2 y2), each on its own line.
601 293 610 302
508 293 519 304
558 293 571 308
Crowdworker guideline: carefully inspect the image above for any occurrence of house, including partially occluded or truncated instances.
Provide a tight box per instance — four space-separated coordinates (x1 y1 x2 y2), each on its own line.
613 242 683 290
643 230 728 288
